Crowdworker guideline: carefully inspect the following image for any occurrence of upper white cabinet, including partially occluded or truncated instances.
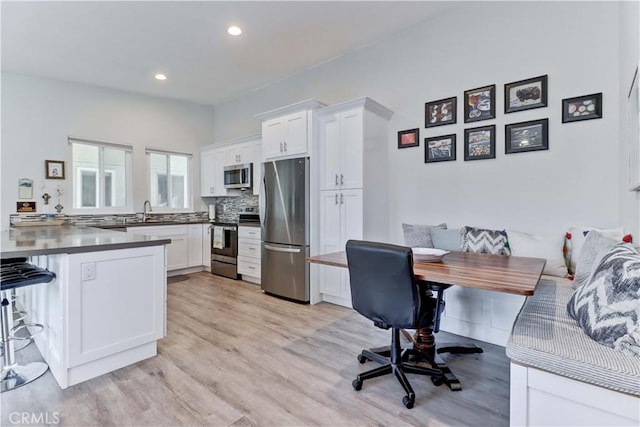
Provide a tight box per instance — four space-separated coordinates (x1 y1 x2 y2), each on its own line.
200 147 227 197
226 143 254 166
255 99 326 161
319 109 365 191
201 135 261 198
253 142 262 196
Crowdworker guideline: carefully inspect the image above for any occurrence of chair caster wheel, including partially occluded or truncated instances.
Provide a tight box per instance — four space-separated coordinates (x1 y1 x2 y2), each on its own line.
352 379 362 391
431 375 445 386
402 396 414 409
357 354 367 364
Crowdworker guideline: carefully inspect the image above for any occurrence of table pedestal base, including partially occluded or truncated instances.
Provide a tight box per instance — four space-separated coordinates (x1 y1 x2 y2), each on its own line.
405 327 483 391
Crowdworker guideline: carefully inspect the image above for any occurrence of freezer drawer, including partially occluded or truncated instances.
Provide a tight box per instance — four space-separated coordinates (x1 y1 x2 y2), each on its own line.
261 242 309 302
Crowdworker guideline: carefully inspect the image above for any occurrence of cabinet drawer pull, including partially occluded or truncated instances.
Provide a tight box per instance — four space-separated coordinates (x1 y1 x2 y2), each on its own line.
335 194 338 204
340 193 344 204
340 174 344 185
335 174 339 186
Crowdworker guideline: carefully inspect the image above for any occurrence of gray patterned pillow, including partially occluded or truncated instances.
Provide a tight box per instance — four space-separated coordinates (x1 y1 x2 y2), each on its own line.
402 223 446 248
573 230 617 289
567 243 640 356
460 226 511 255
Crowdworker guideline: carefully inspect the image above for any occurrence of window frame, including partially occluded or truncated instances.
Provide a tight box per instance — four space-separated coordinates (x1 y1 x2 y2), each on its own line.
69 138 133 214
146 148 193 213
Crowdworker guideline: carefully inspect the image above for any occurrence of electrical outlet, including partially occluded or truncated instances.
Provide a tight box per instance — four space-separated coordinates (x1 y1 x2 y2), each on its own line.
81 263 96 281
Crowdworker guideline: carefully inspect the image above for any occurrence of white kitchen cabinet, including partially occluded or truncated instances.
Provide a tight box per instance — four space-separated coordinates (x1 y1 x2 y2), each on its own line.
253 141 262 196
317 189 363 305
128 225 189 271
318 108 364 190
256 99 326 161
226 143 254 166
203 224 211 272
187 224 205 268
200 147 227 197
313 98 393 307
238 225 261 284
24 246 165 389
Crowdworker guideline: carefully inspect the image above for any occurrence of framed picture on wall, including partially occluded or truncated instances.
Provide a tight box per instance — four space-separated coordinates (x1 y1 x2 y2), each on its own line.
504 75 548 113
425 134 456 163
505 119 549 154
45 160 65 179
425 96 457 127
464 125 495 161
464 84 496 123
397 128 420 149
562 93 603 123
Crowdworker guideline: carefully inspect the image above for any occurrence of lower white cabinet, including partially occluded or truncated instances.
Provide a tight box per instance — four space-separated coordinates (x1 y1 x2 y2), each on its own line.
238 225 261 283
203 224 212 272
128 224 209 272
25 246 166 389
317 189 363 306
187 224 204 268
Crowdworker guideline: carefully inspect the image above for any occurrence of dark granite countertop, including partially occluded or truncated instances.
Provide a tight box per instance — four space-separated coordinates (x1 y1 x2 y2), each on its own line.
95 219 210 229
1 225 171 258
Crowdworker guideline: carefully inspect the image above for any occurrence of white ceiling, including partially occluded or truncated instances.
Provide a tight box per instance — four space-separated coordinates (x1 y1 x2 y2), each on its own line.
1 1 461 106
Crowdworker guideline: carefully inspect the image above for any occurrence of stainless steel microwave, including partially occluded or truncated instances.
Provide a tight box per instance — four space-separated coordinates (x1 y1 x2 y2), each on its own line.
224 163 252 189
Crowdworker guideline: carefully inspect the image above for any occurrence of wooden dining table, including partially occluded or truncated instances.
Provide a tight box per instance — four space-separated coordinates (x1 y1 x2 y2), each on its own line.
307 250 546 390
308 250 546 296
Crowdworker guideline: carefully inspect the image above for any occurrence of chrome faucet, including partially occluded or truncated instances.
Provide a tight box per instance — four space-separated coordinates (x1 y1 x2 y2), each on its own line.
143 200 152 222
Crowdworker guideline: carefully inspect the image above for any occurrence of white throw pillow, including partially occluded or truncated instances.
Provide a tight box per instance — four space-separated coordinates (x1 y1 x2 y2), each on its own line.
568 226 624 273
506 230 568 277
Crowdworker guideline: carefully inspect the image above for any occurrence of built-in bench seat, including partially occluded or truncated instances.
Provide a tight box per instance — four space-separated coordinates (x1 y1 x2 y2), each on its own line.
506 276 640 427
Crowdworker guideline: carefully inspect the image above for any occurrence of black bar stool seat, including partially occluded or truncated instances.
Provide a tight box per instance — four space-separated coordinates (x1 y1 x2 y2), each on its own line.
1 259 55 392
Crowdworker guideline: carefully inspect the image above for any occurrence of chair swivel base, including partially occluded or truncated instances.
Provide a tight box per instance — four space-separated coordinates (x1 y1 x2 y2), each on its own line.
1 362 48 392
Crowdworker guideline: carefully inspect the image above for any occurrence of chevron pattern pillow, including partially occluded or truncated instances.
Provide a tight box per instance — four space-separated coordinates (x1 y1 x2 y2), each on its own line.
567 243 640 356
460 226 511 256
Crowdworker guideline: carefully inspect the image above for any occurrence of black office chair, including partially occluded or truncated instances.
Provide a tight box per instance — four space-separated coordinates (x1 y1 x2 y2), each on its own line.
345 240 444 409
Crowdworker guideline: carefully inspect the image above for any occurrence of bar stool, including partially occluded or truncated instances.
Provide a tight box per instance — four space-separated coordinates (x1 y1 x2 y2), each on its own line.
1 259 55 392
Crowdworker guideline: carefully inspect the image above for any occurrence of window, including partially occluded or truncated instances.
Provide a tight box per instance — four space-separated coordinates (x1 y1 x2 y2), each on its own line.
70 138 132 212
146 149 191 210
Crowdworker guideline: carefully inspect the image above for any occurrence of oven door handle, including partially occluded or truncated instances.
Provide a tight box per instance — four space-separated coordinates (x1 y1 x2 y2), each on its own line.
263 244 301 253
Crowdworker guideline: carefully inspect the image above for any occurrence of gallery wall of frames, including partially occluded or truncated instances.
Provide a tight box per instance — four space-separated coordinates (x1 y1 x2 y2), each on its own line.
397 74 603 165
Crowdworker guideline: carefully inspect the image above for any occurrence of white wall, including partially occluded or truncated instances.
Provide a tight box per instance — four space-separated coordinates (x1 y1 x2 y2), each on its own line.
1 73 215 227
212 1 629 239
618 1 640 237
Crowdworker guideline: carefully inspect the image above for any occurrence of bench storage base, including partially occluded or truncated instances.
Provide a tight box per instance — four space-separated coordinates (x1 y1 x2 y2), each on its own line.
510 362 640 427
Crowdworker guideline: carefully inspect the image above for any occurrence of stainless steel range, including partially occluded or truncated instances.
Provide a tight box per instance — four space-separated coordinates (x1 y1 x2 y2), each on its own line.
211 222 238 279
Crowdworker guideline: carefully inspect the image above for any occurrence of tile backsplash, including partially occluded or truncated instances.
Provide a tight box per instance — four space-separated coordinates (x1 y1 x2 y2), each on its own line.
210 194 259 223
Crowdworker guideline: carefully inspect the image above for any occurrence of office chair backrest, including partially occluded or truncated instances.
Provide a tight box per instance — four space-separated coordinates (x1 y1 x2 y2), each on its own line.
345 240 419 329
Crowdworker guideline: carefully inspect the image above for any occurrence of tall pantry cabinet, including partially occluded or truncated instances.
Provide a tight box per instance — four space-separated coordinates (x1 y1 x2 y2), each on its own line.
313 97 393 307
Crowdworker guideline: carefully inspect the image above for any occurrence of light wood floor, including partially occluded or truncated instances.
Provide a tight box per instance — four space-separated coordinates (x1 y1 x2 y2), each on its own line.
2 272 510 426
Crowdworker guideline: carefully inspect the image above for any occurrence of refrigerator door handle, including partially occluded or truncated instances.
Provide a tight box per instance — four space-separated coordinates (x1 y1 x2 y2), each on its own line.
259 172 267 229
264 244 301 254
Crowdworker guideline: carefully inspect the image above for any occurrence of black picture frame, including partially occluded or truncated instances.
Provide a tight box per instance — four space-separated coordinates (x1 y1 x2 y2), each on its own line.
562 93 603 123
398 128 420 149
464 84 496 123
464 125 496 161
504 75 548 113
425 96 457 128
45 160 65 179
505 119 549 154
425 134 456 163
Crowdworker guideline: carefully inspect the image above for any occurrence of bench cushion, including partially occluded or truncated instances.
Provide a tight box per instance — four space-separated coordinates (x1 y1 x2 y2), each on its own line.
506 277 640 396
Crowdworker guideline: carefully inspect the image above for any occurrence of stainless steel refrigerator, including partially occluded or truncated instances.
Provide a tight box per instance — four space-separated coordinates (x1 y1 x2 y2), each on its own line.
260 157 309 302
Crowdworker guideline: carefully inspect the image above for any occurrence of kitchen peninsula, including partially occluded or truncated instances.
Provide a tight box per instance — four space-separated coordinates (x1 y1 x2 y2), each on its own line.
1 225 170 389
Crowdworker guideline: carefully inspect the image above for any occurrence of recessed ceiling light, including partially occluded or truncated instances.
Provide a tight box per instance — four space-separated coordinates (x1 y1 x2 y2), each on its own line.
227 26 242 36
154 74 167 81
